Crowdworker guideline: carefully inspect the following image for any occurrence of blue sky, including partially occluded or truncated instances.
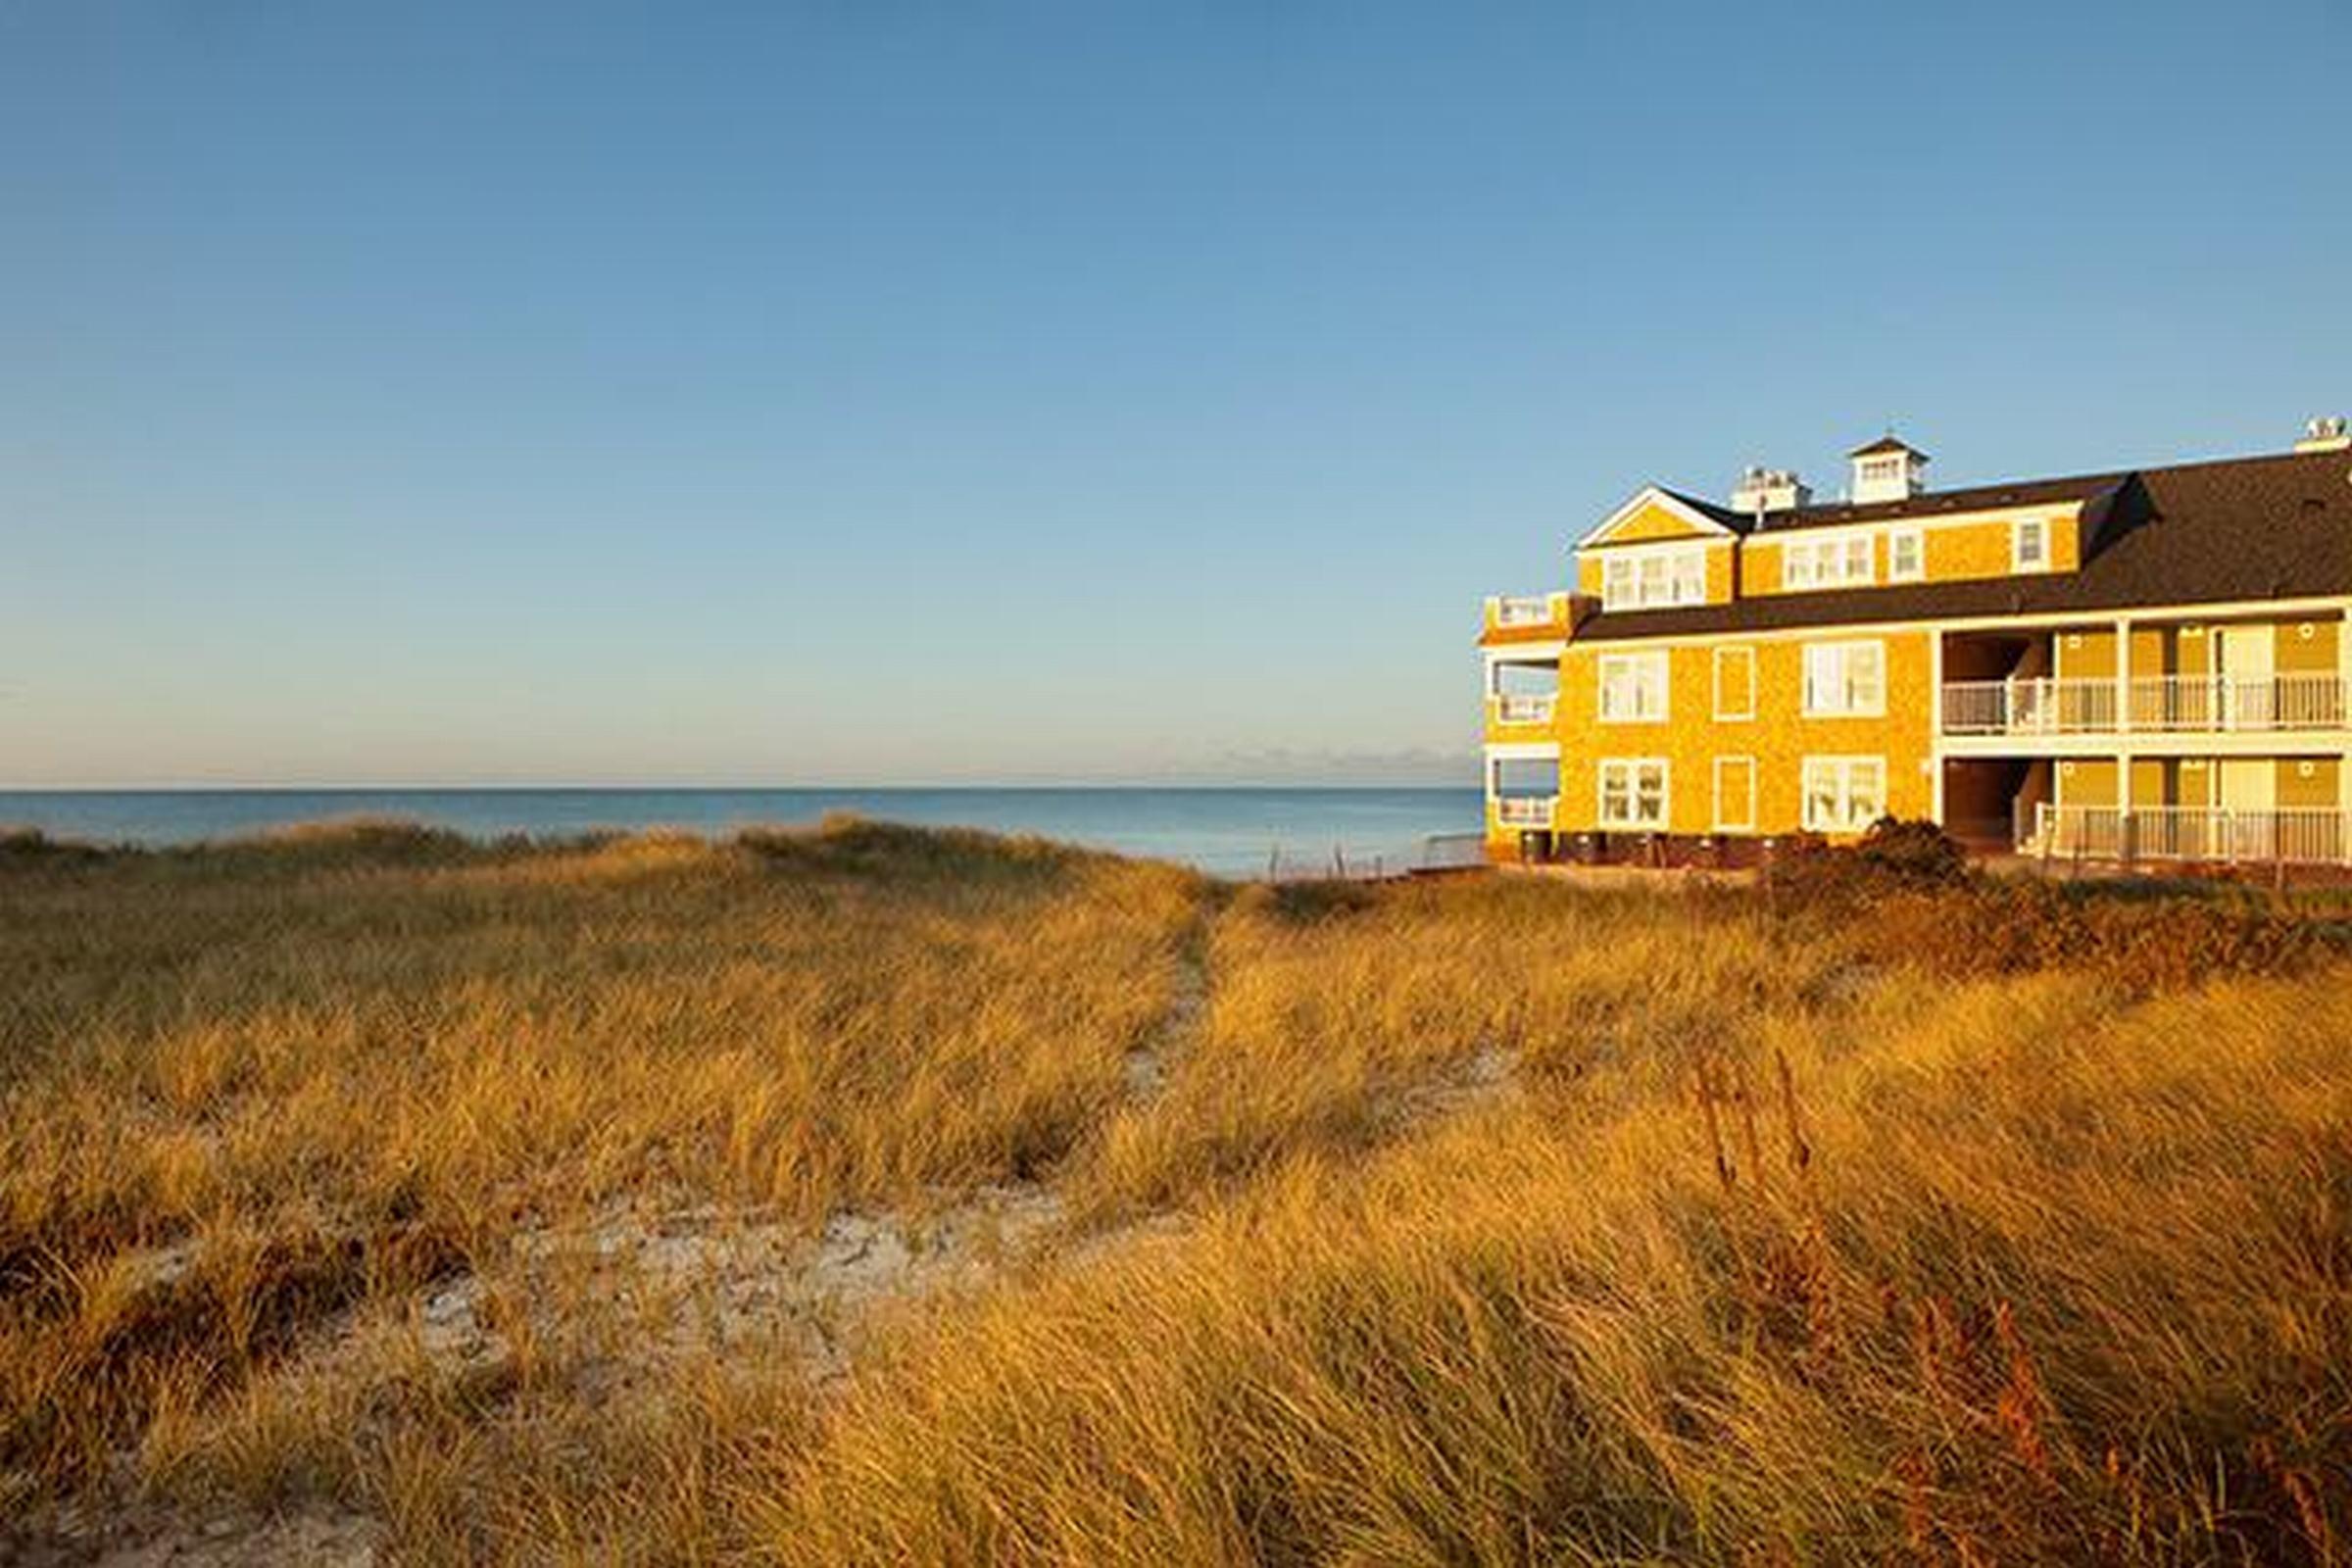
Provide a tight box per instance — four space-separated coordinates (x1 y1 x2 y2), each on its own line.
4 1 2346 787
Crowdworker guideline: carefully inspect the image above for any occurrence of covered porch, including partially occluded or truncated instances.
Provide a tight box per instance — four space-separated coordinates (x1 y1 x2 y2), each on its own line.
1939 612 2349 739
1947 752 2352 866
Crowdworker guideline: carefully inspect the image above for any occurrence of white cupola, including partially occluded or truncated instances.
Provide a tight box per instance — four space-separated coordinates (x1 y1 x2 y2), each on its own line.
1848 434 1929 504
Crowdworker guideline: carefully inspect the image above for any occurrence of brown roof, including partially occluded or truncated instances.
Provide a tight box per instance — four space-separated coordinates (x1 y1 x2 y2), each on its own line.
1575 448 2352 644
1657 488 1756 531
1849 434 1928 459
1759 468 2115 530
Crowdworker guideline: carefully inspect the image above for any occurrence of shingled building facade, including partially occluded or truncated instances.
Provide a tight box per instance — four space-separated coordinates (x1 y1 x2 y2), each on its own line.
1480 419 2352 866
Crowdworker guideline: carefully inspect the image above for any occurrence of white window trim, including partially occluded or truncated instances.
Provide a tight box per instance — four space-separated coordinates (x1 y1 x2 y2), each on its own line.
2011 516 2050 573
1887 526 1925 582
1596 757 1671 831
1595 651 1670 724
1800 754 1887 834
1596 542 1708 611
1712 756 1757 832
1781 533 1878 591
1800 638 1887 718
1711 645 1755 721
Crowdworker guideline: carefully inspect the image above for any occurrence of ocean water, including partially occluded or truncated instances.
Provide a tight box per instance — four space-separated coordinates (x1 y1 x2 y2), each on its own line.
0 788 1485 879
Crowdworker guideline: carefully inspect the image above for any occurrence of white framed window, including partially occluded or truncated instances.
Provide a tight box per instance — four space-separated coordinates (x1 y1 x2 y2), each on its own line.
1781 533 1874 590
1801 756 1886 833
1801 639 1886 717
1596 652 1669 723
1597 758 1669 829
1888 528 1924 581
1712 756 1756 832
1711 645 1756 720
1599 547 1706 611
2012 516 2049 572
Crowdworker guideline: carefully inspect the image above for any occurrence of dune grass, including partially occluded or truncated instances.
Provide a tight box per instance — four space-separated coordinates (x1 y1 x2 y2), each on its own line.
0 818 1198 1518
2 819 2347 1562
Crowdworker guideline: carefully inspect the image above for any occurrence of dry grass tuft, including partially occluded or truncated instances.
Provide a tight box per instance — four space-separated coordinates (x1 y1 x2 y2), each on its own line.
3 820 2347 1563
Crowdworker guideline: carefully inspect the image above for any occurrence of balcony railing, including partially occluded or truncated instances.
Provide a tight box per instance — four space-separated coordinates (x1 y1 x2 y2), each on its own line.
1944 673 2350 736
1487 692 1558 726
1483 592 1571 636
2128 672 2347 731
1494 796 1556 828
2021 802 2349 865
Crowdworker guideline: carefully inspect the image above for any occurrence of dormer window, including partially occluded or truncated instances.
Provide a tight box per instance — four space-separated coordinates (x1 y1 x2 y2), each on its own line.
2012 517 2049 572
1600 546 1706 610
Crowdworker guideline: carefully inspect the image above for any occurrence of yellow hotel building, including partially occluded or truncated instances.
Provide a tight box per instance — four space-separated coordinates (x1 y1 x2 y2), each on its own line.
1480 419 2352 868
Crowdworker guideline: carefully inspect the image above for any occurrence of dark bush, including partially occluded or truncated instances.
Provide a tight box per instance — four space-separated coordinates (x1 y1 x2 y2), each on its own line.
1759 819 2333 992
0 828 109 869
1763 819 1971 903
1853 816 1972 887
1824 876 2330 995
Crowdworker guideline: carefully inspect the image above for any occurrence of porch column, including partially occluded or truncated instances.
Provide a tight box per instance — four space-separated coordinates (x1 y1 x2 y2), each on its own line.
2115 615 2132 734
2118 747 2136 868
2341 606 2351 862
1929 629 1946 823
2116 617 2135 864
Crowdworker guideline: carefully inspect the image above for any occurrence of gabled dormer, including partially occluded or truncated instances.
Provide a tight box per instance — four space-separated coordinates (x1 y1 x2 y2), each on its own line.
1572 486 1743 611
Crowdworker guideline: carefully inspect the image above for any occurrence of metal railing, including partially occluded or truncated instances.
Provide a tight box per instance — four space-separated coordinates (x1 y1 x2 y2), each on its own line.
1945 673 2349 736
2022 802 2349 865
1493 796 1556 828
1487 692 1558 725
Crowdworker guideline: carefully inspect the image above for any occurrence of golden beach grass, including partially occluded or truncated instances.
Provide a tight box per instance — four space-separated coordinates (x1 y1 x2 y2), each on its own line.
2 820 2347 1562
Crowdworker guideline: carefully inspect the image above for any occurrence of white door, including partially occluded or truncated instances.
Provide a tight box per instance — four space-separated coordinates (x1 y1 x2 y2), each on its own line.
2217 758 2277 859
2213 624 2276 729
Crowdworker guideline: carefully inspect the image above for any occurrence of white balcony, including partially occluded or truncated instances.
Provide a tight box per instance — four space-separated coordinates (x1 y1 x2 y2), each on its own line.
2127 672 2348 731
1487 692 1558 726
1943 673 2350 737
2022 802 2349 864
1483 592 1571 637
1493 594 1560 626
1494 796 1556 829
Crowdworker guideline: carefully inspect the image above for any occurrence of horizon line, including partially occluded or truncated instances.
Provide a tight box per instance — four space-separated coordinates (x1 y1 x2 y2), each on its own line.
0 778 1482 795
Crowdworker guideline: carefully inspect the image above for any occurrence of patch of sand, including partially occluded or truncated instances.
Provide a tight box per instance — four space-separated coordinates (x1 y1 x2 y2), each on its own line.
16 1504 377 1568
